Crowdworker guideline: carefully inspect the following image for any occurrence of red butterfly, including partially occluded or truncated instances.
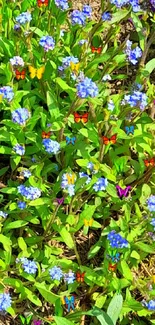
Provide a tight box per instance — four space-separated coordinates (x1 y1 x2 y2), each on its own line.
102 134 117 145
74 112 89 123
144 158 155 167
42 131 52 139
37 0 48 6
76 271 85 283
108 263 117 272
15 69 26 80
91 46 102 54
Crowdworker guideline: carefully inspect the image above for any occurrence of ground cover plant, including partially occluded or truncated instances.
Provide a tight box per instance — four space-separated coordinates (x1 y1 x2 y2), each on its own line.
0 0 155 324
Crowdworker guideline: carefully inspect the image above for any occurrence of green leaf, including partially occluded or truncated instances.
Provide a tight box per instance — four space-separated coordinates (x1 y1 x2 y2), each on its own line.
88 307 114 325
35 282 59 304
55 77 76 94
54 317 75 325
47 90 60 120
18 237 27 251
140 184 151 204
0 146 12 154
130 250 140 260
0 234 12 252
120 260 133 281
54 226 74 249
106 184 118 198
107 294 123 325
109 9 130 24
134 242 155 254
4 220 28 231
144 58 155 74
28 198 51 206
80 205 96 220
22 287 42 307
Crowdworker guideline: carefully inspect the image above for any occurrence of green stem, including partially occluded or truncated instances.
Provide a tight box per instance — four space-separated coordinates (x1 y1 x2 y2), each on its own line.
43 206 59 237
72 234 82 265
139 31 155 67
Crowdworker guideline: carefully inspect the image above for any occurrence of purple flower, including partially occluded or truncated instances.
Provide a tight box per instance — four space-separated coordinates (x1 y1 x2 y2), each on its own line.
54 0 69 10
39 36 55 52
17 257 38 274
0 292 12 311
0 211 8 218
93 177 108 192
33 321 42 325
102 11 112 21
13 144 25 156
76 77 98 98
12 108 30 125
10 56 24 67
42 139 60 154
107 230 129 248
17 201 26 210
64 270 75 284
147 196 155 212
71 10 86 26
0 86 14 102
16 12 32 24
49 266 63 280
82 5 92 18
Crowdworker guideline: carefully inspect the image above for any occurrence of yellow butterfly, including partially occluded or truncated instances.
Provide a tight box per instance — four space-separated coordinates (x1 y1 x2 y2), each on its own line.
66 174 75 185
28 66 45 79
0 94 3 102
70 62 80 75
152 275 155 284
84 219 93 227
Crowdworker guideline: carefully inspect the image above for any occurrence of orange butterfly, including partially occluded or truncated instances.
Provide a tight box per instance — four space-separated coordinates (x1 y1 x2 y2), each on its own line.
74 112 89 123
37 0 48 6
42 131 52 139
108 263 117 272
91 46 102 54
76 271 85 283
102 134 117 145
15 69 26 80
144 158 155 167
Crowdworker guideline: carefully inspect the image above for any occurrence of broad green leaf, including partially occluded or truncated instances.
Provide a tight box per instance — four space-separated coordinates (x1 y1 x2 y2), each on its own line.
54 317 75 325
18 237 27 251
0 234 12 252
107 294 123 325
120 260 133 281
35 282 59 304
28 198 51 206
4 220 28 231
56 226 74 249
47 90 60 120
134 242 155 254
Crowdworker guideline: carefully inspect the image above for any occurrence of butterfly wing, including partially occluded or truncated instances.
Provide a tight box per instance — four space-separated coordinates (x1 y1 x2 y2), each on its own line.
64 297 70 312
150 158 155 166
125 126 129 135
70 296 75 310
74 112 81 123
102 136 110 145
71 137 76 145
15 70 21 80
21 70 26 80
28 66 36 79
91 46 96 53
0 94 3 102
42 131 51 139
36 66 45 79
97 47 102 54
124 186 131 197
76 272 81 282
130 125 134 134
81 113 89 123
108 263 117 271
110 134 117 144
66 136 71 144
144 159 149 167
116 185 124 198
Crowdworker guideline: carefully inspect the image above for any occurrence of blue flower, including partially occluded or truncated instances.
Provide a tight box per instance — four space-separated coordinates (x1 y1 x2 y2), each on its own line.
12 108 30 125
0 86 14 102
102 74 111 81
17 185 41 200
150 218 155 228
93 177 108 192
123 91 148 111
17 257 38 274
16 12 32 25
76 77 98 98
147 300 155 310
17 201 26 209
0 211 8 218
107 230 129 248
39 36 55 52
54 0 69 10
0 292 12 311
60 29 65 37
61 173 76 197
42 139 60 154
87 162 94 171
20 169 31 178
147 196 155 212
125 40 142 65
82 5 92 18
102 11 112 21
150 0 155 10
49 266 63 280
14 24 21 31
13 144 25 156
62 56 79 69
64 270 75 284
108 99 115 111
79 39 88 45
79 172 91 185
110 0 141 12
71 10 86 26
10 56 24 67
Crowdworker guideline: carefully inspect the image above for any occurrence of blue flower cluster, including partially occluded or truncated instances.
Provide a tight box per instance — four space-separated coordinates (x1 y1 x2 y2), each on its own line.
54 0 69 10
147 195 155 212
79 172 91 186
0 292 12 311
16 257 38 274
110 0 140 12
0 86 14 102
150 0 155 9
125 40 142 65
10 56 24 67
61 173 76 197
17 185 41 200
49 266 75 284
102 11 112 21
107 230 129 248
150 218 155 230
17 201 26 210
144 299 155 310
0 211 8 218
39 36 55 52
93 177 108 192
16 12 32 25
13 144 25 156
123 90 148 111
12 108 30 125
76 77 98 98
42 139 60 154
71 5 92 25
82 5 92 18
